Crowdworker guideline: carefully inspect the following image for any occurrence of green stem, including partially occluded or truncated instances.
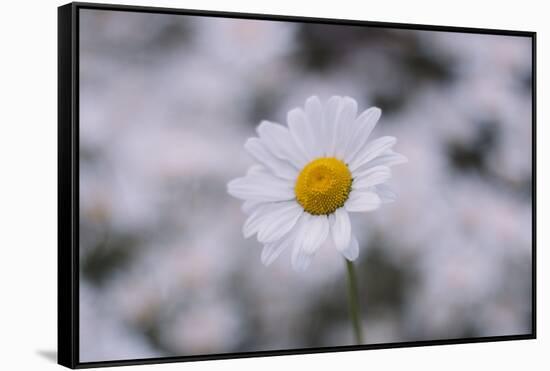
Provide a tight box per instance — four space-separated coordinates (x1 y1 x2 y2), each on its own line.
345 259 363 344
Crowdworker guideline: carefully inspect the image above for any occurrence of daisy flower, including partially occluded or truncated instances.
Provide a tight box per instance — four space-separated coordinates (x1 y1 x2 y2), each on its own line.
228 96 407 271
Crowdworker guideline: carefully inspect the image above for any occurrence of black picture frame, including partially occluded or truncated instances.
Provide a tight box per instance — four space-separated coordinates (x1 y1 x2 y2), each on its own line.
58 2 537 369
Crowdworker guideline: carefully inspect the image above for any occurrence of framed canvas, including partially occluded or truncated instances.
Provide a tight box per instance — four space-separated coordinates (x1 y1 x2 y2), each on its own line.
58 2 536 368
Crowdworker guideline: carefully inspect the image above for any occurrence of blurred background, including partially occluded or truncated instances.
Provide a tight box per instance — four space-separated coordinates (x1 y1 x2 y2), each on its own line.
78 9 533 362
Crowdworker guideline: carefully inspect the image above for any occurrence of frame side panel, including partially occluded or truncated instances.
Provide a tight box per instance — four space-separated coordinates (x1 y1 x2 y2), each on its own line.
58 3 77 369
531 32 537 338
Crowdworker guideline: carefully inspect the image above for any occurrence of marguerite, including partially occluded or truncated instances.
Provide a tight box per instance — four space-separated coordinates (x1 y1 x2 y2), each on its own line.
228 96 407 271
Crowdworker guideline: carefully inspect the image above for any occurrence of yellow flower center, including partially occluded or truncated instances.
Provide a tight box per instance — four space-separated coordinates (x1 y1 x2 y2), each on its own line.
295 157 352 215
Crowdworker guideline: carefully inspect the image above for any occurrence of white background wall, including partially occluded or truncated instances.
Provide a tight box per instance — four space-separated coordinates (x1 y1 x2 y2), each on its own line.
0 0 545 370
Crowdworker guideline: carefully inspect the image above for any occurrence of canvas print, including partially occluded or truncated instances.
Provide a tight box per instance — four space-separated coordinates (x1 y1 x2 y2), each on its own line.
76 6 534 364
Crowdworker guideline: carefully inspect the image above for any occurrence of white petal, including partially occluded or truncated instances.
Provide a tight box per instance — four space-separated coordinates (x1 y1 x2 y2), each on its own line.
334 97 358 160
330 208 351 254
361 149 408 169
261 234 294 266
256 121 308 168
349 136 397 171
287 108 319 160
320 233 336 251
244 138 298 180
374 184 397 203
352 166 391 190
293 214 329 255
227 173 294 202
241 199 264 214
291 243 312 271
257 202 303 243
305 215 330 254
305 96 326 154
344 107 382 164
340 235 359 261
353 164 390 180
242 203 273 238
324 96 343 156
345 191 382 212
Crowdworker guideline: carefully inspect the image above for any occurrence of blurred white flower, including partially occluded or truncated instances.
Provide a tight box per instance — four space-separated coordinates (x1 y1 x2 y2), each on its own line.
228 96 407 271
80 284 162 362
161 301 242 355
193 18 296 69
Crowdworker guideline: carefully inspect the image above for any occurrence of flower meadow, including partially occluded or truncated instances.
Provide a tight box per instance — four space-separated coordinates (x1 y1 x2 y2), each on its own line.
79 9 533 362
